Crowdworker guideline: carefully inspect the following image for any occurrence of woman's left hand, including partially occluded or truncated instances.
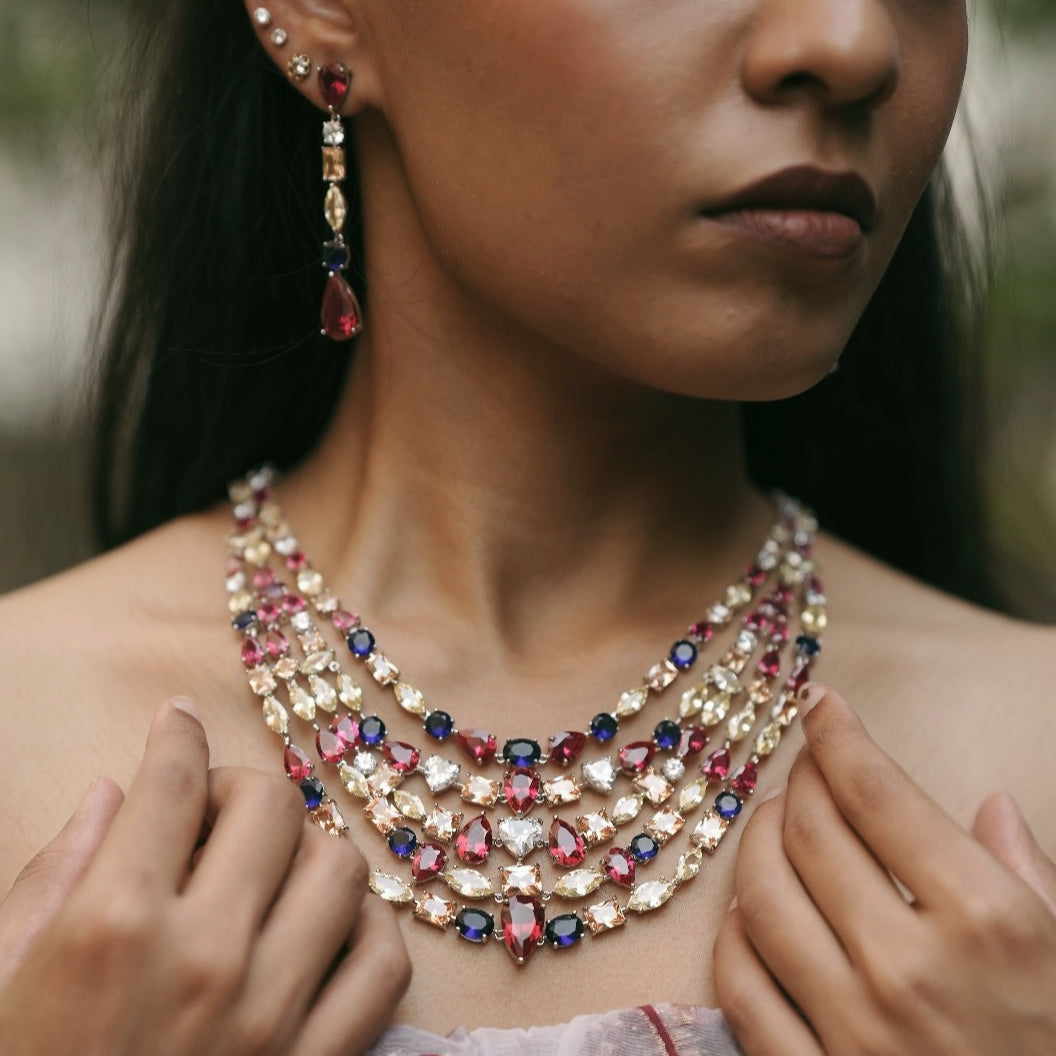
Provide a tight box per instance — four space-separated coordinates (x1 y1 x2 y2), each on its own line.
713 685 1056 1056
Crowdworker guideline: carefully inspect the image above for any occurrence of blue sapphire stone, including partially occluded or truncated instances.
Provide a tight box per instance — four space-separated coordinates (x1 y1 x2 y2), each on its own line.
359 715 387 746
629 833 660 862
388 826 417 858
795 634 822 658
653 719 681 751
424 710 454 740
715 791 743 820
545 913 585 949
669 639 698 670
231 611 257 633
455 907 495 943
299 777 326 809
502 738 541 767
323 238 350 272
590 712 619 742
347 628 376 659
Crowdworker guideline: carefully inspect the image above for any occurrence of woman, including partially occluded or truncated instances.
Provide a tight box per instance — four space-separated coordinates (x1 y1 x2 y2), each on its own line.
1 0 1055 1053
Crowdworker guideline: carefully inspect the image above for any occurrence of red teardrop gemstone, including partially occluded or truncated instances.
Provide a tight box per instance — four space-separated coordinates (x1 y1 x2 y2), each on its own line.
731 760 758 795
603 848 636 888
330 713 359 747
321 273 362 341
256 601 280 625
548 818 587 868
316 729 347 766
701 747 731 782
787 660 811 693
252 568 275 590
501 894 545 964
769 622 790 645
241 638 265 667
283 745 313 781
503 768 541 815
548 730 587 766
455 814 493 865
618 741 656 774
757 649 781 679
411 842 447 882
383 741 421 774
745 563 767 586
319 62 351 109
679 727 709 758
457 729 498 765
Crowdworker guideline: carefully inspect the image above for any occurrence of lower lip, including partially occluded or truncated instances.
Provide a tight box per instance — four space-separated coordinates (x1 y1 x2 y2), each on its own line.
700 208 864 259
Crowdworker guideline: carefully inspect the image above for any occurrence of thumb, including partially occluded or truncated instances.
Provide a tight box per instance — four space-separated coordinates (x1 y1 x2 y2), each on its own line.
0 777 125 987
972 789 1056 918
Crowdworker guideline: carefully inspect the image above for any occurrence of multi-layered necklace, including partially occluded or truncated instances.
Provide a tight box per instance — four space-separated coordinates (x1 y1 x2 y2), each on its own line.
225 466 827 965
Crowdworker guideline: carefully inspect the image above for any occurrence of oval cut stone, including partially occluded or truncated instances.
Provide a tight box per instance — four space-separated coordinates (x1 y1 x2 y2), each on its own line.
283 745 313 781
715 791 744 819
501 895 545 965
653 720 681 751
548 730 587 766
299 778 325 809
455 814 493 865
545 913 585 949
603 847 636 887
347 628 375 658
629 833 660 861
549 818 587 868
316 729 347 766
504 768 541 815
241 638 265 667
590 712 619 742
388 826 417 858
424 710 454 740
502 738 541 768
456 729 497 765
669 639 698 670
455 907 495 944
410 841 446 882
358 715 386 746
618 741 656 774
383 740 421 774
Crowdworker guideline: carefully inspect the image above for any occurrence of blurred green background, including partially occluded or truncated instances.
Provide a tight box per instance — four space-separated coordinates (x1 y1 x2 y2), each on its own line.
0 0 1054 618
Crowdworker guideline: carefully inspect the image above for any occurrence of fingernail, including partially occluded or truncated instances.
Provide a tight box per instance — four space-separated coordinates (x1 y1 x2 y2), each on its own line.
796 682 827 715
170 696 201 721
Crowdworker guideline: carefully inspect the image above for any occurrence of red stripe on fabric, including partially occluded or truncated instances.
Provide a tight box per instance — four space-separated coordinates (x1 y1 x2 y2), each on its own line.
640 1004 680 1056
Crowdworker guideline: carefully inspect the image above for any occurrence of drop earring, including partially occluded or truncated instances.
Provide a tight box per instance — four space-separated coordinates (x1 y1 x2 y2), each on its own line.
317 63 364 341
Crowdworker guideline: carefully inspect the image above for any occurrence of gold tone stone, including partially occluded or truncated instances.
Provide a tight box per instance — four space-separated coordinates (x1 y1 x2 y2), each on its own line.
228 480 252 503
776 701 799 727
273 657 299 680
289 681 316 722
645 659 679 692
325 184 347 233
675 848 704 884
310 800 347 835
699 694 732 727
368 763 403 798
228 590 254 614
423 805 461 843
611 794 644 825
369 871 413 904
678 778 708 813
583 899 626 934
755 721 783 757
299 629 327 654
309 674 338 712
543 775 581 805
338 674 363 710
363 797 402 834
297 569 324 596
576 810 617 846
262 695 289 736
691 810 729 852
393 790 426 820
748 679 773 705
616 687 649 717
322 145 346 181
244 541 272 566
394 682 426 716
646 806 685 844
802 605 828 632
366 652 399 686
707 602 732 626
441 869 494 900
728 705 756 742
338 762 369 798
679 685 705 719
500 864 543 896
627 880 675 913
719 649 748 675
248 666 277 696
287 53 311 80
632 769 674 806
312 591 340 614
414 893 458 929
553 868 605 899
258 501 282 526
300 650 334 675
707 664 742 694
725 582 752 608
461 774 500 807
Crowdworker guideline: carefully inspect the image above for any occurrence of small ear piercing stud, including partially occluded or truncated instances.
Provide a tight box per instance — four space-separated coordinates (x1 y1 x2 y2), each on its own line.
253 7 289 48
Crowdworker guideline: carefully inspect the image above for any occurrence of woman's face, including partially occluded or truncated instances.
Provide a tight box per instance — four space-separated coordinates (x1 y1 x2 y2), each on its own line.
353 0 968 400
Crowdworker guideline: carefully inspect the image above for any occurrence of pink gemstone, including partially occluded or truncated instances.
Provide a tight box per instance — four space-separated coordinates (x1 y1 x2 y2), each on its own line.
455 814 493 865
321 273 362 341
253 485 272 502
618 741 656 774
501 895 545 964
731 760 758 795
757 649 781 679
225 555 244 577
548 730 586 766
235 516 254 533
503 768 541 815
745 564 767 587
330 713 359 747
745 610 771 634
265 630 289 658
256 601 281 625
252 568 276 590
680 727 709 758
283 745 313 781
775 587 793 606
332 609 359 633
383 741 421 774
548 819 586 868
411 842 447 882
285 552 308 572
787 660 811 693
603 848 636 888
769 623 790 645
457 729 497 765
689 621 715 642
319 62 350 109
702 747 731 782
241 638 265 667
281 593 307 615
316 729 347 766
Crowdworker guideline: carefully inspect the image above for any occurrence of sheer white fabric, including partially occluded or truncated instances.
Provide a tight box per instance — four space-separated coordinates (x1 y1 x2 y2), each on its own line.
368 1003 743 1056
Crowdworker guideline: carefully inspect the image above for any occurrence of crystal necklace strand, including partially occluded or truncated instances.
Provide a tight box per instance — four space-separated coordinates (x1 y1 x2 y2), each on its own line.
225 466 827 963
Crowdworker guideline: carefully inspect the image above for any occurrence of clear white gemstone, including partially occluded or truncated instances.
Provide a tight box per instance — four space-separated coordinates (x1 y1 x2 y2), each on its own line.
662 758 685 782
442 869 494 900
611 794 644 825
552 868 605 899
273 535 298 555
291 611 312 632
369 871 412 903
582 756 617 793
735 630 759 653
353 750 377 776
323 119 345 146
421 756 461 793
627 880 675 913
496 817 543 859
271 27 287 46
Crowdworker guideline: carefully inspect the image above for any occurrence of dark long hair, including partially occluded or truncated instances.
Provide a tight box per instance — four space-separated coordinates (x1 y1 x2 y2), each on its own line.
92 0 997 609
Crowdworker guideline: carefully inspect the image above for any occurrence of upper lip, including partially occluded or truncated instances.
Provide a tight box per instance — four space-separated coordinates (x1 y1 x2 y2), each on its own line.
701 165 878 231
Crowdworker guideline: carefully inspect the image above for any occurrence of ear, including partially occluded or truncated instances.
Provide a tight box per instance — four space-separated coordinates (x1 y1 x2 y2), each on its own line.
243 0 382 115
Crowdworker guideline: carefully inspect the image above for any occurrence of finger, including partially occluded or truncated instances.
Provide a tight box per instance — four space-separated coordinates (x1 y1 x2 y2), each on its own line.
0 778 125 988
734 791 859 1036
713 905 825 1056
86 698 210 893
184 767 306 928
782 748 917 964
800 686 1014 908
972 790 1056 917
289 895 412 1056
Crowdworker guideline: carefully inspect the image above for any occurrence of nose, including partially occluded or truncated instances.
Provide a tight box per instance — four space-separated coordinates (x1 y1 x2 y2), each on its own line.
741 0 901 112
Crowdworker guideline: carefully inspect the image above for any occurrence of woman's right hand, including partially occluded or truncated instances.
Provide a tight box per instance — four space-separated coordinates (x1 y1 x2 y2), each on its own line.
0 698 411 1056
